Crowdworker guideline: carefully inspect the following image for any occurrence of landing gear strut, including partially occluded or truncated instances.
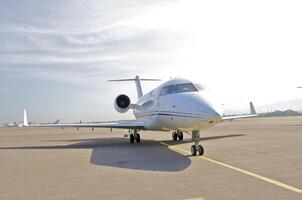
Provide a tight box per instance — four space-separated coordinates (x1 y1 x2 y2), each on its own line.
191 131 204 156
172 131 184 141
129 129 140 143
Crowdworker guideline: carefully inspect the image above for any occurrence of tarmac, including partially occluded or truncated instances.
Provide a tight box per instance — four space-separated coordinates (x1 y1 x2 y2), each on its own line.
0 117 301 200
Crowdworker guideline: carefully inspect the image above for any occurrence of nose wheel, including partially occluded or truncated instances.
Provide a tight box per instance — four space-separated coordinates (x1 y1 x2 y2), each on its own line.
191 144 204 156
191 131 204 156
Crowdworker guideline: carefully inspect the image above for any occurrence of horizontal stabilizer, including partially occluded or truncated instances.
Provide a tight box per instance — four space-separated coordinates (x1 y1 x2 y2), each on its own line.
108 75 161 98
108 79 161 82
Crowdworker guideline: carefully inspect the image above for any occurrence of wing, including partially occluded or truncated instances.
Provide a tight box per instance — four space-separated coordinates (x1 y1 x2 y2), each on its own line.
28 120 145 130
221 102 258 121
23 109 145 129
222 114 257 121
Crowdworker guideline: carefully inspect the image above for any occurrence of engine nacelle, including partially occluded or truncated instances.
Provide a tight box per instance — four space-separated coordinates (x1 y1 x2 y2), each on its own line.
114 94 131 113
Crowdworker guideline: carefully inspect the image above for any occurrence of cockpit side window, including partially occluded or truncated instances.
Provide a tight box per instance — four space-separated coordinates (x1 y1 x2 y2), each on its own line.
159 85 175 96
175 83 198 93
194 83 204 91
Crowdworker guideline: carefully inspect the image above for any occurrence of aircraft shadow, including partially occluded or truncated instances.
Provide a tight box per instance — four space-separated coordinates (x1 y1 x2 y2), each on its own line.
0 134 245 172
0 138 191 172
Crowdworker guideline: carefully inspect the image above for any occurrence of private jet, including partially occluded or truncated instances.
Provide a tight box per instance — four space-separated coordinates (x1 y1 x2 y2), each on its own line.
23 76 257 156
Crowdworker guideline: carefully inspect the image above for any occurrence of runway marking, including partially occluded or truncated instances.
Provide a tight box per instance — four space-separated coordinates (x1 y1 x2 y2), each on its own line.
159 142 302 195
182 198 204 200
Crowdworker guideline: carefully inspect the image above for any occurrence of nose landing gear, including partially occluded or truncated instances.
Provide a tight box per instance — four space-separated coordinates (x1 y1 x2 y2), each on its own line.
191 131 204 156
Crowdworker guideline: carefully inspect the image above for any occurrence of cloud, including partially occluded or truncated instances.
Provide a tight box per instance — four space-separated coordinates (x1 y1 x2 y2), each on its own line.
0 0 181 83
1 0 302 122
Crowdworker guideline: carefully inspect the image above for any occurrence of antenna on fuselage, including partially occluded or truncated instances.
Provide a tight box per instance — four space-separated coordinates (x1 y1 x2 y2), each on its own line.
108 75 161 99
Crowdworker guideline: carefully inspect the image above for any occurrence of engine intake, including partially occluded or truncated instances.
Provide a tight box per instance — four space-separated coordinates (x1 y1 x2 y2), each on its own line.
114 94 131 113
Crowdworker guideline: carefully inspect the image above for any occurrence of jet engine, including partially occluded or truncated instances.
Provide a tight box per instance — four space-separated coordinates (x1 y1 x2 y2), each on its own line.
114 94 131 113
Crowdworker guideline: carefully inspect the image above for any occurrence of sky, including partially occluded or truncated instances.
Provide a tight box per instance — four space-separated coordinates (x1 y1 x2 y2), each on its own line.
1 0 302 122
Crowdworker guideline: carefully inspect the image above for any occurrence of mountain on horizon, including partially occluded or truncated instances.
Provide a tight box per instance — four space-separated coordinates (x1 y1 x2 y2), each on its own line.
224 98 302 115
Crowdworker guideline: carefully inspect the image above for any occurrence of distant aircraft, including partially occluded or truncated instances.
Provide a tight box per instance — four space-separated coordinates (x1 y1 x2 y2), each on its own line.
23 76 257 156
3 121 23 128
41 119 61 125
6 123 16 127
17 110 28 127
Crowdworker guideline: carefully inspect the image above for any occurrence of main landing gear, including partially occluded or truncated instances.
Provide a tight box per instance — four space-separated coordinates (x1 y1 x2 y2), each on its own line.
172 130 204 156
190 131 204 156
172 131 184 141
129 129 140 143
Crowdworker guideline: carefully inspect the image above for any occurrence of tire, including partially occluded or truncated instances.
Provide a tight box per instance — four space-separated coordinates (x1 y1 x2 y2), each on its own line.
191 145 197 156
136 134 141 143
130 134 134 143
197 145 204 156
172 132 178 141
178 132 183 141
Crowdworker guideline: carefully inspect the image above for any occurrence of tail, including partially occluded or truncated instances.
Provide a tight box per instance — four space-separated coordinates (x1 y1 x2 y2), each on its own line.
108 75 161 98
23 110 28 126
53 119 60 124
249 102 256 115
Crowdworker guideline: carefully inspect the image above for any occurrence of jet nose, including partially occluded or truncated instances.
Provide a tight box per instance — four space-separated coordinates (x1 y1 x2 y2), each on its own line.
171 93 222 121
192 94 222 120
198 102 221 119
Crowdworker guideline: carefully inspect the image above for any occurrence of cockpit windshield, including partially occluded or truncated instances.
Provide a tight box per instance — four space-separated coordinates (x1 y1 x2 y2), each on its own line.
160 83 198 96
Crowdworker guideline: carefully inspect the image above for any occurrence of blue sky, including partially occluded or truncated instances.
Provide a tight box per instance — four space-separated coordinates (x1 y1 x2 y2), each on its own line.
1 0 302 122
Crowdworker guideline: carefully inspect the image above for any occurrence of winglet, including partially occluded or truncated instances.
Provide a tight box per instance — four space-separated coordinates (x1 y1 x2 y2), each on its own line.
249 102 256 115
222 102 258 121
23 110 28 126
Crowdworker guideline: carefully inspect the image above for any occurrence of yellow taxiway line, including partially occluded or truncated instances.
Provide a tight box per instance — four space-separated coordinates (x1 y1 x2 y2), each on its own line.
159 142 302 195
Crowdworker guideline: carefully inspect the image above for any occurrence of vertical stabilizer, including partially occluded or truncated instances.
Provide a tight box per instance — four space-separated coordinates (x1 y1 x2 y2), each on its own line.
135 75 143 98
249 102 256 115
23 110 28 126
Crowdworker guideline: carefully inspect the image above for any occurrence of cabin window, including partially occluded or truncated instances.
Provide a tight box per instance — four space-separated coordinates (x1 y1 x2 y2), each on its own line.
140 100 154 110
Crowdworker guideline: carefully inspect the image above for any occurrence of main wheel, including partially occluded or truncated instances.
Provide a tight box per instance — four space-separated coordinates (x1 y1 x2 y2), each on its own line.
136 134 141 143
172 132 178 141
178 132 184 141
197 145 204 156
191 145 197 156
130 134 134 143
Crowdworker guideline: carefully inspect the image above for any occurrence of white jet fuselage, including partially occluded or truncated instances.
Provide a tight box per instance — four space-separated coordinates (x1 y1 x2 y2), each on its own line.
132 78 222 132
